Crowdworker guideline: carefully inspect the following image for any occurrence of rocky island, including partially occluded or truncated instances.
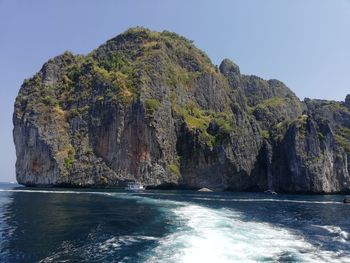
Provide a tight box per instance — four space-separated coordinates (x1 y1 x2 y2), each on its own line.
13 27 350 193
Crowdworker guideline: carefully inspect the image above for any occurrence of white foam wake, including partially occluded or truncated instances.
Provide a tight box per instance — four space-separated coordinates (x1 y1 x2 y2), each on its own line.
147 204 350 263
314 225 350 244
2 188 349 262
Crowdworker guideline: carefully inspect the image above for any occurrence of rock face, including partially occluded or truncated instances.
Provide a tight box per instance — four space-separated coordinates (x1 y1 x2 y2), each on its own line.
13 27 350 192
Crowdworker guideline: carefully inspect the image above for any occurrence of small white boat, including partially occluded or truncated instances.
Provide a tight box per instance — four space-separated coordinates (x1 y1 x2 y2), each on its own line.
344 196 350 203
125 182 144 191
264 190 277 195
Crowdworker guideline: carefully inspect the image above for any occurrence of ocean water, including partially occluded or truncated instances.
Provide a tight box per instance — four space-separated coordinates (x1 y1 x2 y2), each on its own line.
0 183 349 263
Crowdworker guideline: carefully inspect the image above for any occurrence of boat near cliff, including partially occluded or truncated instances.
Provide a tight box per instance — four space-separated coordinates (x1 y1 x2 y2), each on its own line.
344 196 350 203
264 190 277 195
125 182 144 191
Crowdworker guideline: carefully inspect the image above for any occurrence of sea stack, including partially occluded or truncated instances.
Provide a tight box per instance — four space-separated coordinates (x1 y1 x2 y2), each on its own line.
13 27 350 192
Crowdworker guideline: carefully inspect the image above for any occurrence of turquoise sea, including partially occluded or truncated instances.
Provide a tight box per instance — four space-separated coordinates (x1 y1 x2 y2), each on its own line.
0 183 349 262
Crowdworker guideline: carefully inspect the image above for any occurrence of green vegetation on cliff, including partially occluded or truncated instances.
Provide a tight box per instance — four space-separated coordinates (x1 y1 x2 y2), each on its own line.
172 101 234 147
335 127 350 153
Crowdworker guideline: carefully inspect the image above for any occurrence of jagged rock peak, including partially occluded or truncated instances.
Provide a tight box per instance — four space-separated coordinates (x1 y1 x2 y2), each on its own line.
219 58 240 76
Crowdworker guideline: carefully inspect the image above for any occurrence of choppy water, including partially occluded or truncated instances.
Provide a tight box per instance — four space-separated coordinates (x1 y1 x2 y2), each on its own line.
0 183 349 263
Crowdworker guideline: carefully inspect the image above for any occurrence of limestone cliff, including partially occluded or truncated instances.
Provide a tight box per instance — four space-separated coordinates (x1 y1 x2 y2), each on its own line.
13 27 350 192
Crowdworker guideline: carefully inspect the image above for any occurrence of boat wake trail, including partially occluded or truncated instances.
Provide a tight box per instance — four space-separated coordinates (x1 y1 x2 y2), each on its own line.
146 204 350 263
1 189 349 262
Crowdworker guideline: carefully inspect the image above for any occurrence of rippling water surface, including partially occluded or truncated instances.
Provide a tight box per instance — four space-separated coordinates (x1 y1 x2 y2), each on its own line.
0 183 349 262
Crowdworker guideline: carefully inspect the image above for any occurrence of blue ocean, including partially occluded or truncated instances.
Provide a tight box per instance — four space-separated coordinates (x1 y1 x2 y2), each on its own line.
0 183 349 262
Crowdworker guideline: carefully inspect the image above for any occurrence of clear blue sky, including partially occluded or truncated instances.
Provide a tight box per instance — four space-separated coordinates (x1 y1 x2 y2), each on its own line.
1 0 349 182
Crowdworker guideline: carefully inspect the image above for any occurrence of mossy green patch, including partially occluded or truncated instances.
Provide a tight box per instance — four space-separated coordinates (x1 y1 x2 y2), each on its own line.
92 64 137 104
173 102 211 131
324 102 350 114
335 134 350 153
255 97 285 109
42 96 53 106
335 127 350 153
261 130 270 140
173 101 234 147
167 163 180 177
292 115 308 137
144 98 161 115
272 120 292 141
64 147 75 171
67 108 79 119
102 51 129 71
338 127 350 138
